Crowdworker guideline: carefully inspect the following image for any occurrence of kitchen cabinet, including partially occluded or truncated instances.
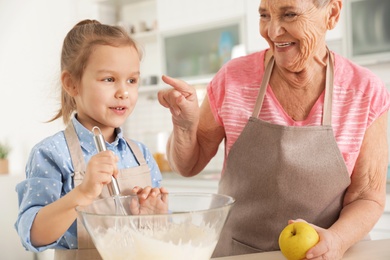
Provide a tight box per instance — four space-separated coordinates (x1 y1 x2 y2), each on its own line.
344 0 390 65
156 0 246 85
345 0 390 64
75 0 116 25
118 0 162 88
157 0 245 32
161 20 244 83
118 0 157 37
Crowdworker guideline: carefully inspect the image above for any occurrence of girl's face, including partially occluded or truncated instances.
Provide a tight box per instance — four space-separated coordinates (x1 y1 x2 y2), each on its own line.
259 0 329 72
74 45 140 135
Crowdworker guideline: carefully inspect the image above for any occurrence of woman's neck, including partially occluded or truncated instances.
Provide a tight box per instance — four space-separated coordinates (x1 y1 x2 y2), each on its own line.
265 49 328 91
264 50 329 121
273 63 326 91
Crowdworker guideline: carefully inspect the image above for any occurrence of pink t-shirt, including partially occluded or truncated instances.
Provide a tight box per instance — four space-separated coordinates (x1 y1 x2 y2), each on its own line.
208 50 390 176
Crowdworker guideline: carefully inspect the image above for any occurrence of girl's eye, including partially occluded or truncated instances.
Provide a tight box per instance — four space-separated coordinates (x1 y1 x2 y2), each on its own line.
128 78 138 84
103 77 114 82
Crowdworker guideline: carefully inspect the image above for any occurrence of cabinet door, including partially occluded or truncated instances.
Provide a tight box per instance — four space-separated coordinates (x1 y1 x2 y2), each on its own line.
162 22 242 79
245 0 269 53
371 212 390 240
157 0 245 31
76 1 116 25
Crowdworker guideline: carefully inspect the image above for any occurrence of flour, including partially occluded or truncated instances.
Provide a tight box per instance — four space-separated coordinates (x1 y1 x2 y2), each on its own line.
92 222 218 260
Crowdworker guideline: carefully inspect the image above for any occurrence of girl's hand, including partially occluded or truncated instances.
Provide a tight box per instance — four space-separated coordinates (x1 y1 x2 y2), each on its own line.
130 186 169 215
289 219 345 260
77 151 119 205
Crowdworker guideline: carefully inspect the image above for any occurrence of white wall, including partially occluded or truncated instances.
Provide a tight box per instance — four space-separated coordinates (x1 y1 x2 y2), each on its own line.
0 1 105 258
0 0 78 175
0 0 115 175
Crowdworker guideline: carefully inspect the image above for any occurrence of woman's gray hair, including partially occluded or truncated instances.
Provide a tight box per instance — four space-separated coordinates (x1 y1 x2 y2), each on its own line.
314 0 331 8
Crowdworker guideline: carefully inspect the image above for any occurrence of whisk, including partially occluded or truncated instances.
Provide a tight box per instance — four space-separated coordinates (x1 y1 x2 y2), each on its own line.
92 126 126 215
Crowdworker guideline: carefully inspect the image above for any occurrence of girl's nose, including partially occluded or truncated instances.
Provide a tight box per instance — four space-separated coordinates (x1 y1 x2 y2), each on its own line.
116 88 129 99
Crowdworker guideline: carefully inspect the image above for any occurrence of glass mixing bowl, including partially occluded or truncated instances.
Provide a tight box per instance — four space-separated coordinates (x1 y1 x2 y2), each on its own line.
76 193 235 260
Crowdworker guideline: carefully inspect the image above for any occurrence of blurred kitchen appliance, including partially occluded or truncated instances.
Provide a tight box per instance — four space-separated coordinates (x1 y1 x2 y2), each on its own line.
345 0 390 64
153 132 171 173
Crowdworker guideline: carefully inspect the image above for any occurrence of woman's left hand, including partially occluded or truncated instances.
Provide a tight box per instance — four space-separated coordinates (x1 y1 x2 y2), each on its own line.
129 186 169 215
289 219 346 260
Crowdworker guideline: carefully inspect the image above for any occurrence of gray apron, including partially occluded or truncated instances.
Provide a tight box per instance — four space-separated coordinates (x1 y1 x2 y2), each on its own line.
54 122 152 260
213 53 351 257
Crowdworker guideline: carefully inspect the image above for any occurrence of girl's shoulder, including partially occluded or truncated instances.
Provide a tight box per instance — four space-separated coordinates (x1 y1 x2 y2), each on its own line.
29 131 68 156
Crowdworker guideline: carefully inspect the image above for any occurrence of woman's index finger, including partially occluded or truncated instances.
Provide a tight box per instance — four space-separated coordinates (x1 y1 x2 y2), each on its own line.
161 75 193 98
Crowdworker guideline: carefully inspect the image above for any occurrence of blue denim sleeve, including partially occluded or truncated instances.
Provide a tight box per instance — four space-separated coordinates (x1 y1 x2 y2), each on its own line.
14 135 76 252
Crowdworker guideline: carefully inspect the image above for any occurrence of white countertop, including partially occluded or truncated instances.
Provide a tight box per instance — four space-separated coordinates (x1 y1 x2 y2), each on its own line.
212 239 390 260
160 171 220 193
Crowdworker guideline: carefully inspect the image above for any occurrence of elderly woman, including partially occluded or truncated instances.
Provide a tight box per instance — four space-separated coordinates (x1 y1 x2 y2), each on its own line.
158 0 390 259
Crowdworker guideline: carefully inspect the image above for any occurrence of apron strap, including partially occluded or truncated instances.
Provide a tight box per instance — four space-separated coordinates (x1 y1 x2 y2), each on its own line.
64 126 148 174
64 122 86 174
124 137 147 166
323 51 334 126
252 50 334 126
252 57 274 118
64 122 95 250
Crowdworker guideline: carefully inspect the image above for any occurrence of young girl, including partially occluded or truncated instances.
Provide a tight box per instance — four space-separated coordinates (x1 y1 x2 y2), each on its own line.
15 19 168 259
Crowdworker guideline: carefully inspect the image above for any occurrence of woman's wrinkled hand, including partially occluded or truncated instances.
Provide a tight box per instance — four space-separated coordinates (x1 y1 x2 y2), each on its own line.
289 219 346 260
130 186 169 215
157 75 200 131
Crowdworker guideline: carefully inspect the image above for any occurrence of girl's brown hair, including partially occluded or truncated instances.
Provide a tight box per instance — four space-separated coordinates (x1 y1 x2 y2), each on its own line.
50 19 142 124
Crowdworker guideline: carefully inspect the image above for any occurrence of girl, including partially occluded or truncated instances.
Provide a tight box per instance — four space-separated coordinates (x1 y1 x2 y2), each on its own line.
15 19 167 259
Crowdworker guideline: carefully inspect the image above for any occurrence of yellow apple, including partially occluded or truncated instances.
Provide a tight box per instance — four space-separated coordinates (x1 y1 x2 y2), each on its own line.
278 222 319 260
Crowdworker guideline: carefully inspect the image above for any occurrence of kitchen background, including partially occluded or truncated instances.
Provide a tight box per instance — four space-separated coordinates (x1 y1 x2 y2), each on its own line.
0 0 389 259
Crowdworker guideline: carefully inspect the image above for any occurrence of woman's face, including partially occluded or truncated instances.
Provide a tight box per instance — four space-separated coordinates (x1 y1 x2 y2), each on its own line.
259 0 329 72
74 45 140 134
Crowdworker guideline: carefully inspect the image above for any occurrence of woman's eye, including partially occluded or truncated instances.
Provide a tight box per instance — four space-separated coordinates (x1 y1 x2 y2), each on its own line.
284 13 297 19
259 13 269 20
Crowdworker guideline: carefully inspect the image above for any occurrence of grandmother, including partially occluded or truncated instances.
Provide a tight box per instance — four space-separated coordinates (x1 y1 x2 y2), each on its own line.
158 0 390 259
